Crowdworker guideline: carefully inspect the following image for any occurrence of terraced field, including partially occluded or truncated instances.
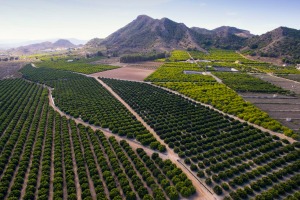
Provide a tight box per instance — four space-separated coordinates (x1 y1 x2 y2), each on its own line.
101 78 300 200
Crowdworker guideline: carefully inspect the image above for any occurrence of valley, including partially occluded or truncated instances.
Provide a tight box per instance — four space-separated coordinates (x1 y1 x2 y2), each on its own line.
1 9 300 200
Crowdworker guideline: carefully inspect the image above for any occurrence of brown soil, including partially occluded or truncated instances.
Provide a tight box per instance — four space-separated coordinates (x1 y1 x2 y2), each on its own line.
89 66 156 81
0 61 25 79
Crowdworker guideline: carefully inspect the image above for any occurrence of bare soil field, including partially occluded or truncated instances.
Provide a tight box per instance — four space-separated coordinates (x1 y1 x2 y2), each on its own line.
90 65 159 81
245 55 284 66
241 92 300 133
253 74 300 94
0 62 25 79
92 57 162 70
279 74 300 82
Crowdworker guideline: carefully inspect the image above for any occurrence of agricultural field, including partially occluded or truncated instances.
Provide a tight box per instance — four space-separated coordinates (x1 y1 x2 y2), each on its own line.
36 59 119 74
213 72 291 94
145 62 296 138
145 62 216 82
0 78 196 200
168 50 191 61
20 65 166 151
189 49 246 63
101 78 300 199
252 74 300 95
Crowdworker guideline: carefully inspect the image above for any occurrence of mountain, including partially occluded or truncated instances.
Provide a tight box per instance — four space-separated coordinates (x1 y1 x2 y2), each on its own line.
97 15 253 54
0 38 86 50
53 39 76 48
85 38 104 48
212 26 253 38
10 39 76 54
244 27 300 63
100 15 206 53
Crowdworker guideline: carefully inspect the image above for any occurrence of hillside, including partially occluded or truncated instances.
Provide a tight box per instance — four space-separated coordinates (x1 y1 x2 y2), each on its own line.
244 27 300 63
10 39 76 54
97 15 252 54
84 38 104 48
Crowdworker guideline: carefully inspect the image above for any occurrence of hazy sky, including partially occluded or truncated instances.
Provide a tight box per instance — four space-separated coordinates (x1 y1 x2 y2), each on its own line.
1 0 299 41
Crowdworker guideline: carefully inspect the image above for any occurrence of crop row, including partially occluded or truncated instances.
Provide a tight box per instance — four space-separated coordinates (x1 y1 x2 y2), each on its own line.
145 62 296 138
145 62 216 82
0 78 195 199
213 72 291 94
36 59 119 74
20 65 165 151
101 78 300 198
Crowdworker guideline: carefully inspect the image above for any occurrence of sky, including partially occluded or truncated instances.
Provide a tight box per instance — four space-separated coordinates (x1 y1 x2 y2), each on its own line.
0 0 300 42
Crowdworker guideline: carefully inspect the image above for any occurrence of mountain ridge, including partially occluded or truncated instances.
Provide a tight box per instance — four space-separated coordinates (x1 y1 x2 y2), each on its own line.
10 39 77 54
98 15 253 53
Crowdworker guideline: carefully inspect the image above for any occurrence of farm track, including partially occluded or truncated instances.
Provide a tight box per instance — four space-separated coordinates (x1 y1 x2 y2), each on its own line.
47 86 167 159
18 65 298 199
44 78 210 199
95 78 214 200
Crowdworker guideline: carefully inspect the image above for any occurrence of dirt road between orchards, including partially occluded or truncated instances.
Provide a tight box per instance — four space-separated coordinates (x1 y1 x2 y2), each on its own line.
95 78 216 200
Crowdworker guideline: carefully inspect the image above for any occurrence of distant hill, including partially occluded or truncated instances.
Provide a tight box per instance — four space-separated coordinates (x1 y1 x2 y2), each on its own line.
244 27 300 63
96 15 253 54
10 39 76 54
53 39 76 48
85 38 104 48
100 15 205 53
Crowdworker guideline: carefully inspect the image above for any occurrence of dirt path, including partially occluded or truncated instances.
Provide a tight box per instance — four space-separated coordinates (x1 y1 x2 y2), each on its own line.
95 78 213 200
203 72 223 83
47 88 167 160
49 79 217 200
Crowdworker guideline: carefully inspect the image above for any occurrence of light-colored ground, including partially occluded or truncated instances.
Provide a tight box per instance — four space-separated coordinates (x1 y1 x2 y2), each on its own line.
90 66 156 81
0 61 25 79
241 74 300 133
47 80 214 200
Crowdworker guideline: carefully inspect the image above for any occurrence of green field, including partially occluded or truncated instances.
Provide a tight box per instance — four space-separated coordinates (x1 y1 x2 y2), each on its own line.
35 58 118 74
102 78 300 199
